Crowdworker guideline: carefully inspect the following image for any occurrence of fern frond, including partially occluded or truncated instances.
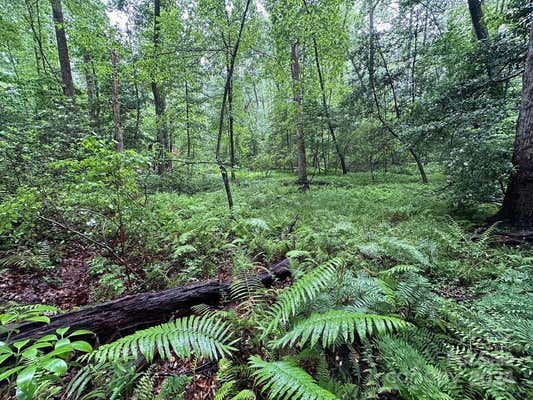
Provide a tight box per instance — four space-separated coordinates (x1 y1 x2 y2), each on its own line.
231 389 256 400
191 303 216 317
133 370 156 400
215 381 237 400
249 356 338 400
273 311 409 349
229 272 264 303
215 381 256 400
87 315 236 364
261 258 343 336
379 265 420 277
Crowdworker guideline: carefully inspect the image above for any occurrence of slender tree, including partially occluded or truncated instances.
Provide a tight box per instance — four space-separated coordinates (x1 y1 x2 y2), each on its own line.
151 0 168 172
302 0 347 174
291 40 309 190
215 0 253 209
111 50 124 152
498 27 533 228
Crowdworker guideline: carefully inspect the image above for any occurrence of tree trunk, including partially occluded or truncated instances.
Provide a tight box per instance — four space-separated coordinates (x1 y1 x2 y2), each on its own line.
368 0 428 184
228 75 236 180
498 27 533 228
311 37 347 175
215 0 252 210
151 0 168 173
111 50 124 152
5 260 291 343
83 54 101 132
185 81 192 158
292 41 309 190
467 0 489 41
50 0 74 97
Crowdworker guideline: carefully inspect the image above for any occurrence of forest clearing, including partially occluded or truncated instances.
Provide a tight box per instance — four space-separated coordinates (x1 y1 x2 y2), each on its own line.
0 0 532 399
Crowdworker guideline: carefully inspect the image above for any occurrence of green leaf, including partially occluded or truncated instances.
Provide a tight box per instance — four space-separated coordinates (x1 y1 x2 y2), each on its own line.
71 341 92 353
56 327 69 337
13 340 30 351
25 315 50 324
0 365 24 382
36 334 58 343
16 366 36 388
43 358 68 375
68 329 93 338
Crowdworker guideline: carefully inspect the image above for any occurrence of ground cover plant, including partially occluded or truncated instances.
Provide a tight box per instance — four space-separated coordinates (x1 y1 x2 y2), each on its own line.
1 0 532 399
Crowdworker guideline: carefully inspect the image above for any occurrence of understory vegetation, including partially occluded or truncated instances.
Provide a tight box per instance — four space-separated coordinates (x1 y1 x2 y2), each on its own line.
1 0 533 399
1 169 532 399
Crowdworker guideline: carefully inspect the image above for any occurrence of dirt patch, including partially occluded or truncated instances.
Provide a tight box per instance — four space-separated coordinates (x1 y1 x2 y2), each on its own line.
0 243 95 309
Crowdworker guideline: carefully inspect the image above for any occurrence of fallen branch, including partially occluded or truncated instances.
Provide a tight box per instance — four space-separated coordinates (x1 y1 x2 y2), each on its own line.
4 259 291 343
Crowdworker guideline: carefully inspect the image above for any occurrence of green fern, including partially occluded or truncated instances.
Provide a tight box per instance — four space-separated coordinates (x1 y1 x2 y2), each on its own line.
273 310 409 348
261 258 343 336
133 370 156 400
249 356 338 400
229 272 265 303
215 381 256 400
87 315 236 363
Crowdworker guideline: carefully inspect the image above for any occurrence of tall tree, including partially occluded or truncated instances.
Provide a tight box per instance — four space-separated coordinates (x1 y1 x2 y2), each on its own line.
367 0 428 184
498 27 533 228
151 0 168 172
215 0 253 209
291 40 309 190
302 0 347 175
467 0 489 42
111 50 124 152
50 0 74 97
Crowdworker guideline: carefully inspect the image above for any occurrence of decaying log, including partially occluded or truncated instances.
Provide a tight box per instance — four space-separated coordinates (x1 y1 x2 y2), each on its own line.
5 259 290 343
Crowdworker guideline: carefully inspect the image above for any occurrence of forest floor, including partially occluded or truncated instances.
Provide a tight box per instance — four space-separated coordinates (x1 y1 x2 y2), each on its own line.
2 170 531 399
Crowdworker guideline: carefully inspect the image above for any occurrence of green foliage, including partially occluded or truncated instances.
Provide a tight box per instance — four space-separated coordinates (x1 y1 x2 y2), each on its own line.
0 307 93 400
249 356 338 400
378 335 458 400
261 258 343 336
87 315 236 364
273 311 409 349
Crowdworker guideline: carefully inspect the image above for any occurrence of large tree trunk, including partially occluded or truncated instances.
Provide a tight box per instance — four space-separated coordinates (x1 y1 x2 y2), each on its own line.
111 50 124 152
4 260 290 343
50 0 74 97
498 27 533 228
292 41 309 190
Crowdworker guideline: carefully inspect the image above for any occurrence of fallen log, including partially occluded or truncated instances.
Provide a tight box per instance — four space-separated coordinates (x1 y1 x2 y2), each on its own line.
5 259 290 343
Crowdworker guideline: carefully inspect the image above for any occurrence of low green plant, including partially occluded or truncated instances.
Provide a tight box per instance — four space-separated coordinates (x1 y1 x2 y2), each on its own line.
0 306 93 400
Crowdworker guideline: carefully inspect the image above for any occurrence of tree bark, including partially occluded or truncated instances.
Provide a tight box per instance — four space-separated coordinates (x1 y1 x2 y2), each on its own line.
83 54 100 132
498 27 533 228
311 37 348 175
368 0 428 184
292 41 309 190
215 0 252 210
228 74 236 180
5 260 291 343
185 81 192 158
111 50 124 152
151 0 169 173
50 0 74 97
467 0 489 41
